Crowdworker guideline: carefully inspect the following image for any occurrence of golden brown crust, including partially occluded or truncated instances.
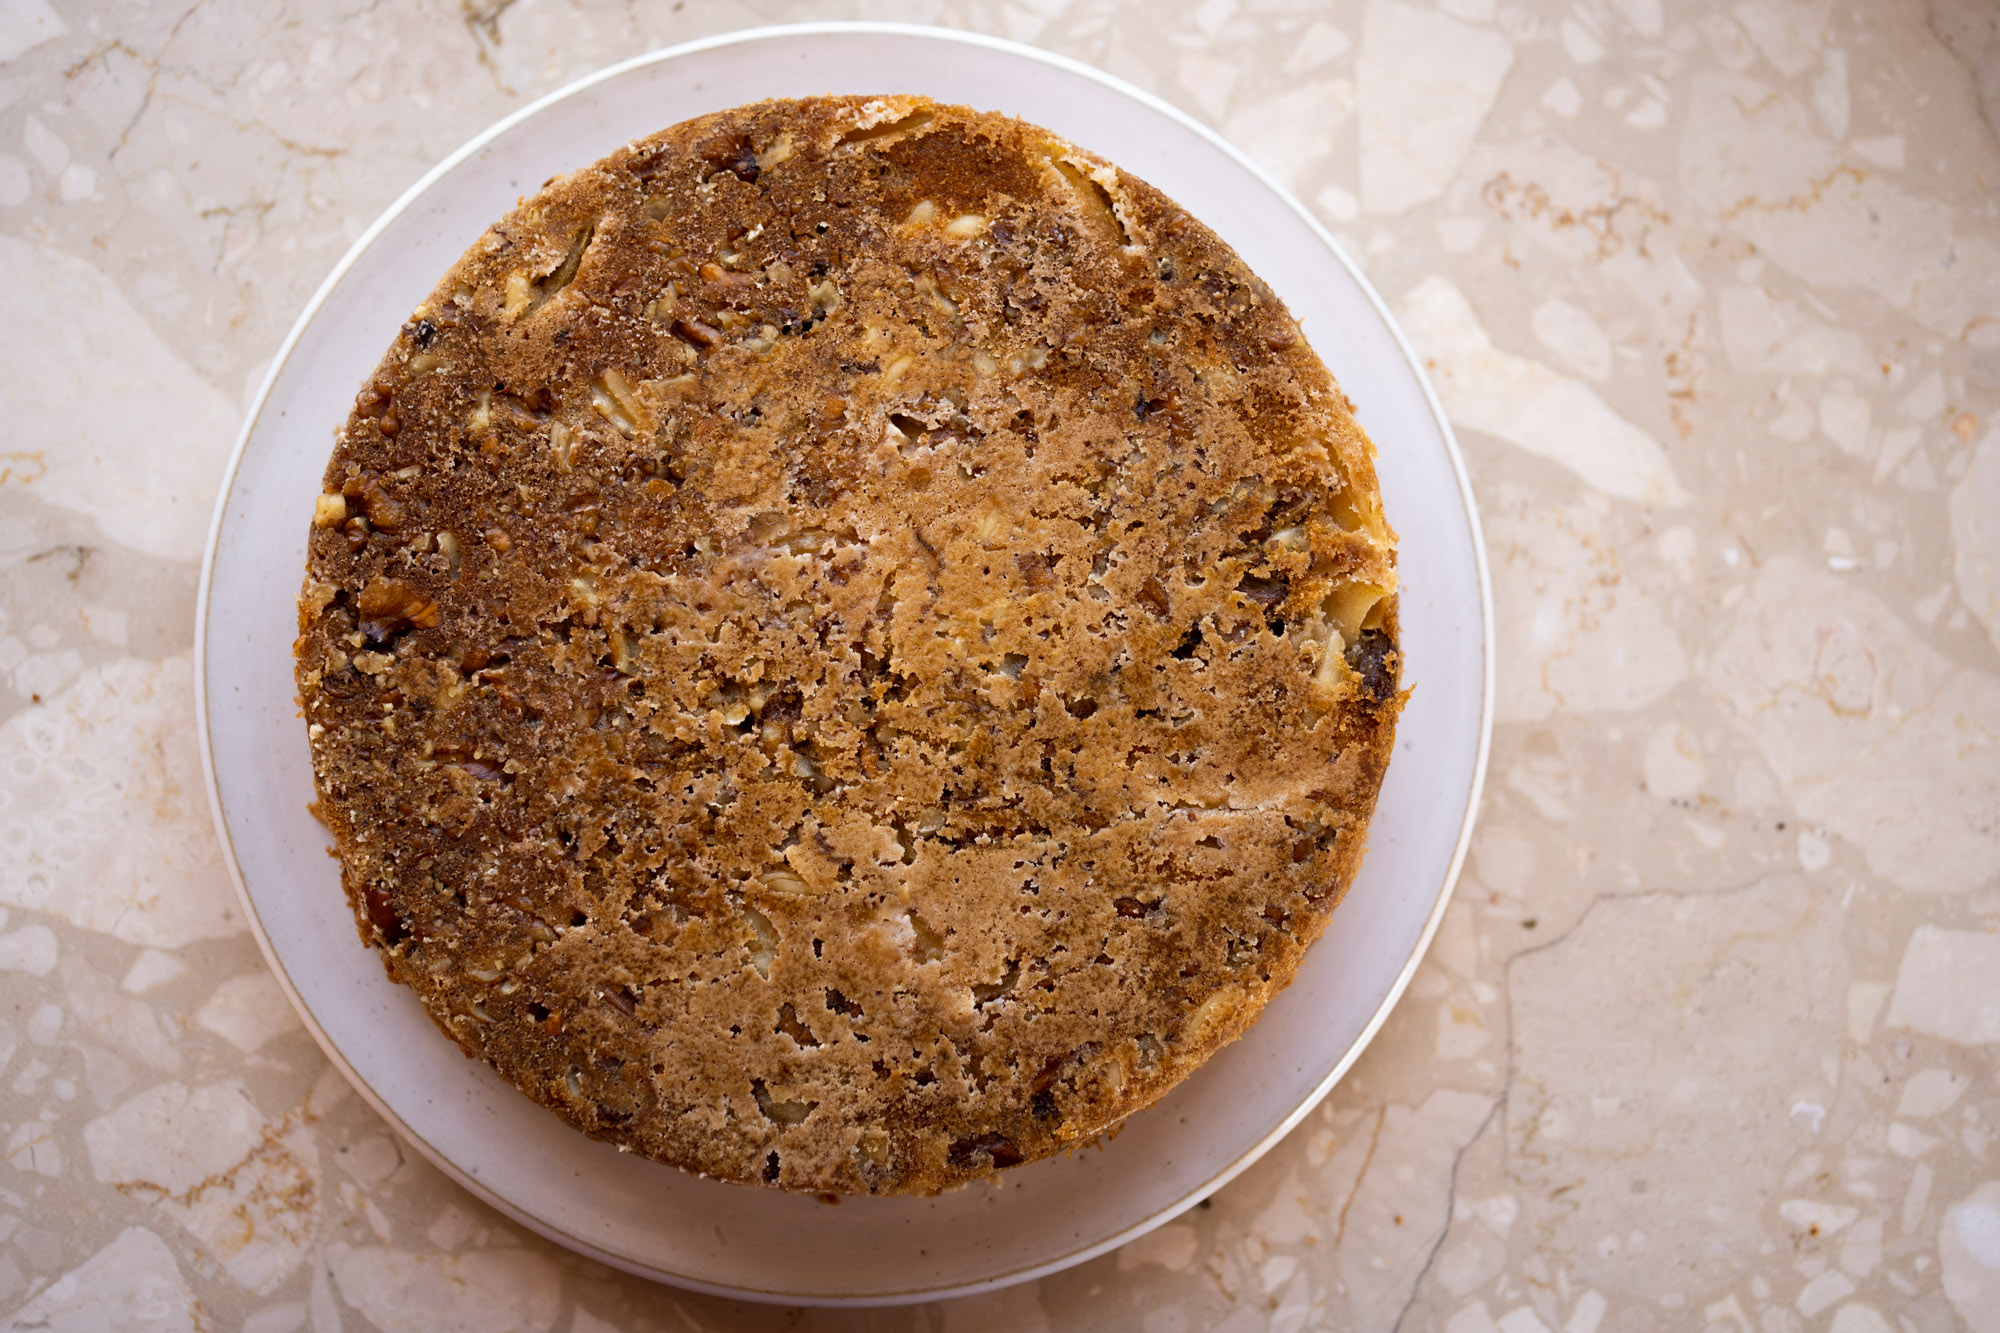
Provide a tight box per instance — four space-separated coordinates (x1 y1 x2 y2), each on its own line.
295 96 1401 1195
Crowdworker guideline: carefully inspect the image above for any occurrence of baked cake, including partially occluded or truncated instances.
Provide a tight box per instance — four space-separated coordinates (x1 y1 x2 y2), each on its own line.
295 95 1400 1195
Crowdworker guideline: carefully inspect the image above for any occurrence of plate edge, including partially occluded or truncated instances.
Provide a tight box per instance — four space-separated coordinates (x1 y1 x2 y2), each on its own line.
191 19 1497 1308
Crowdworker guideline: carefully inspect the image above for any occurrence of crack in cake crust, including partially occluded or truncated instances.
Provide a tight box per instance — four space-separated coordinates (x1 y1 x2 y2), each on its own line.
295 95 1402 1195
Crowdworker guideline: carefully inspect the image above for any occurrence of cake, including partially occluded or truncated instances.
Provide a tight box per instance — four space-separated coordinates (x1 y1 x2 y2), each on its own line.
295 95 1400 1195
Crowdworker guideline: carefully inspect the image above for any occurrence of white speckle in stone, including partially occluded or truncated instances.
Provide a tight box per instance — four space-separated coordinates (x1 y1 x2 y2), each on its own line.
0 0 65 65
80 605 128 647
1401 278 1686 503
1655 526 1696 580
1541 78 1581 118
1608 0 1662 36
1797 829 1831 871
1560 18 1605 65
1716 284 1869 377
61 957 180 1073
1887 1121 1938 1157
1827 1303 1894 1333
939 1283 1051 1333
195 973 301 1054
1812 48 1849 139
1875 427 1922 479
1781 1198 1858 1234
1888 927 2000 1043
1446 1299 1499 1333
1898 1068 1969 1118
0 656 244 947
81 1046 133 1111
1530 298 1612 381
13 649 81 702
55 163 94 203
1357 1 1514 214
0 926 56 976
84 1081 266 1195
1642 723 1703 800
1475 1194 1519 1236
424 1203 477 1252
0 1226 197 1333
1506 747 1574 822
1900 370 1946 420
1437 217 1485 253
1940 1182 2000 1332
570 1312 629 1333
24 1004 59 1046
1905 1161 1935 1234
120 951 185 995
1819 392 1872 458
1770 395 1817 441
1564 1290 1607 1333
1250 1171 1319 1245
336 1135 402 1189
1851 135 1905 169
1708 558 2000 894
1434 990 1490 1059
1797 1267 1855 1315
1838 1217 1884 1278
308 1258 339 1333
0 236 242 562
1117 1222 1199 1272
1732 0 1827 75
305 1063 352 1120
1487 501 1687 722
1223 78 1354 192
1315 183 1359 221
1949 428 2000 656
20 115 65 174
1190 0 1235 37
1281 21 1351 74
1176 51 1236 122
328 1246 563 1333
1700 13 1759 69
242 1305 307 1333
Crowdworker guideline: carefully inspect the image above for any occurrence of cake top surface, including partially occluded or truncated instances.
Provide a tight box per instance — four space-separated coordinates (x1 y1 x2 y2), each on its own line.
295 94 1399 1195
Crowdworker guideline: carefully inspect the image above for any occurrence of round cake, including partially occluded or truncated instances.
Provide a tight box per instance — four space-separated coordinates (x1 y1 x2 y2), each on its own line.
295 95 1400 1195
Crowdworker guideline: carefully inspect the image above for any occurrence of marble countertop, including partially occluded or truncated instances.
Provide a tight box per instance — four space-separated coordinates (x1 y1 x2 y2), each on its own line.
3 0 1998 1329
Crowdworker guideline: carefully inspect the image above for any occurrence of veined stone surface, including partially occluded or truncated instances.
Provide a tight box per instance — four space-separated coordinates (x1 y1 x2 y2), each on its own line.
2 0 1995 1328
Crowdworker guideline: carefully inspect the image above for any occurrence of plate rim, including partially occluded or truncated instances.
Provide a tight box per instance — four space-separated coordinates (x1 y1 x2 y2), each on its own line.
194 19 1495 1307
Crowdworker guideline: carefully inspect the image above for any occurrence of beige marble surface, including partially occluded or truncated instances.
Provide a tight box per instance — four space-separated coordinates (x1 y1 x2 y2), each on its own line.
3 0 1999 1329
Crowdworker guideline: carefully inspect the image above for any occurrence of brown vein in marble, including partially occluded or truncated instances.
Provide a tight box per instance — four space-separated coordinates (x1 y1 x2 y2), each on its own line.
1719 165 1873 223
65 0 210 160
461 0 522 96
1333 1103 1386 1249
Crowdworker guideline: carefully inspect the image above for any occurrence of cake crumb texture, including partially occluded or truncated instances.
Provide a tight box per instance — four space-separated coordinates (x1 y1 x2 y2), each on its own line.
295 95 1400 1195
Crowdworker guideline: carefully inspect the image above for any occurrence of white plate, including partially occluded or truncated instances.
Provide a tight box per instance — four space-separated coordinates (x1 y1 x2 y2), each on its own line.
197 23 1492 1306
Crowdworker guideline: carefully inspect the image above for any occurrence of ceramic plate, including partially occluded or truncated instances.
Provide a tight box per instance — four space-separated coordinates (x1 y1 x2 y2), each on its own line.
196 22 1492 1306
